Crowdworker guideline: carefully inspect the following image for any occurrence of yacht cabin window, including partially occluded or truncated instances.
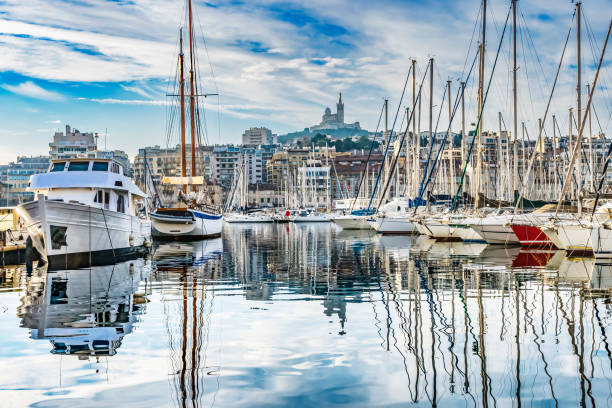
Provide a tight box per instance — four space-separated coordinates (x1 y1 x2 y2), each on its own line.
92 162 109 172
50 162 66 172
93 190 110 209
117 194 125 213
68 161 90 172
111 163 120 174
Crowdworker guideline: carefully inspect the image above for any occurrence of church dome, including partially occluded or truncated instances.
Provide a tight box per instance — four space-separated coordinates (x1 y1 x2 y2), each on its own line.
325 107 331 114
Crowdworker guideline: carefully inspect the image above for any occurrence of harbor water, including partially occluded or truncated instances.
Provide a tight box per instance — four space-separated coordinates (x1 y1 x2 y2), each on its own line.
1 223 612 407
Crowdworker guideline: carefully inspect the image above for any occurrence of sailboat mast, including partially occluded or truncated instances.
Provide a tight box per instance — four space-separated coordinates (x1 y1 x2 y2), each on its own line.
552 114 558 197
384 98 389 202
475 0 486 208
512 0 518 203
461 81 466 195
188 0 197 192
428 57 433 201
448 80 454 196
179 28 187 194
412 59 418 199
576 2 582 130
576 1 582 212
587 83 594 191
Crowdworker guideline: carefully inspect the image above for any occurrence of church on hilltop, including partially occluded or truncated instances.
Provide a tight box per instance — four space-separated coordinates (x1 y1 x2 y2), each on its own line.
310 93 361 132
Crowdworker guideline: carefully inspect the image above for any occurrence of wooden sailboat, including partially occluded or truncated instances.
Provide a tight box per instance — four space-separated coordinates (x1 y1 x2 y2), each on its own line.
151 0 223 239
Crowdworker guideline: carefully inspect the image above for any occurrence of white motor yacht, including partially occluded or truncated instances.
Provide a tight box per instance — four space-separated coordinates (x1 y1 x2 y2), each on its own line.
16 158 152 270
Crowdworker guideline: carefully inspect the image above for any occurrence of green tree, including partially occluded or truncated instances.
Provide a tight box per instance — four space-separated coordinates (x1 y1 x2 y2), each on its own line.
311 133 329 146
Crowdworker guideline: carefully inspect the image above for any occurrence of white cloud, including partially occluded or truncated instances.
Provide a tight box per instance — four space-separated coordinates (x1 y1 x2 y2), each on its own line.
80 98 169 106
45 119 62 124
0 0 609 149
120 84 154 99
1 81 63 101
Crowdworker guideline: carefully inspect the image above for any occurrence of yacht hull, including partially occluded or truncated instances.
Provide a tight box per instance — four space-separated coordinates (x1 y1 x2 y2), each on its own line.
17 197 151 270
469 222 519 245
539 225 565 249
413 220 431 236
291 214 330 223
224 214 273 223
330 216 370 229
510 224 555 248
556 224 593 255
589 225 612 258
369 217 416 234
454 224 486 242
152 208 222 239
425 221 462 241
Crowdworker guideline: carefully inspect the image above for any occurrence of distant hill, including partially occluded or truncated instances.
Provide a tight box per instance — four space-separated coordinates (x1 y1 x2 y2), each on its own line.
278 127 373 145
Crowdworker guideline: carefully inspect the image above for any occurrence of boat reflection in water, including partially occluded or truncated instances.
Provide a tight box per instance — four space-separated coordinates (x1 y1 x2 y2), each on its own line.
18 259 152 358
153 236 224 408
5 222 612 407
218 223 612 407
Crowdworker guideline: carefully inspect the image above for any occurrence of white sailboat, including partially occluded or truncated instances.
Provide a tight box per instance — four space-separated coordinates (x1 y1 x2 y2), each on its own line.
224 157 273 223
290 208 330 223
368 198 416 234
331 208 374 230
16 158 152 270
466 212 520 245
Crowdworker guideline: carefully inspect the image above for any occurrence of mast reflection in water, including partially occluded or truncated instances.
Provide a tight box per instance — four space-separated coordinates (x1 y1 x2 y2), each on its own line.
1 223 611 407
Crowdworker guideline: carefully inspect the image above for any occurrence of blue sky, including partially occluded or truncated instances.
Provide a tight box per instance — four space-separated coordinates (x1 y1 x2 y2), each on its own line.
0 0 610 162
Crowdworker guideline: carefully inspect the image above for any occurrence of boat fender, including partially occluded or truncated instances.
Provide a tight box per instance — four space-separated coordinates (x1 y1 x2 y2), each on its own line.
129 233 134 247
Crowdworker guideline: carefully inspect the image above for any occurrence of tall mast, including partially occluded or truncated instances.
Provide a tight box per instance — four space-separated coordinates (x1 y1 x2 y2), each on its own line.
576 2 582 132
428 57 433 201
461 81 466 195
412 59 418 199
405 106 411 196
576 2 582 210
498 112 503 200
384 98 389 202
448 80 454 195
552 114 558 197
475 0 486 208
512 0 518 204
569 108 573 200
179 28 187 194
188 0 197 192
587 83 594 191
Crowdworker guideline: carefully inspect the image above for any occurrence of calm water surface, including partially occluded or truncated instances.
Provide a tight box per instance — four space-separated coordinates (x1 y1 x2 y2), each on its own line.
1 223 612 407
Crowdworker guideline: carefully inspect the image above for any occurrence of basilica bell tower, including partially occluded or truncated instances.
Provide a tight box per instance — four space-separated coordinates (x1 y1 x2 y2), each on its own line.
336 92 344 124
